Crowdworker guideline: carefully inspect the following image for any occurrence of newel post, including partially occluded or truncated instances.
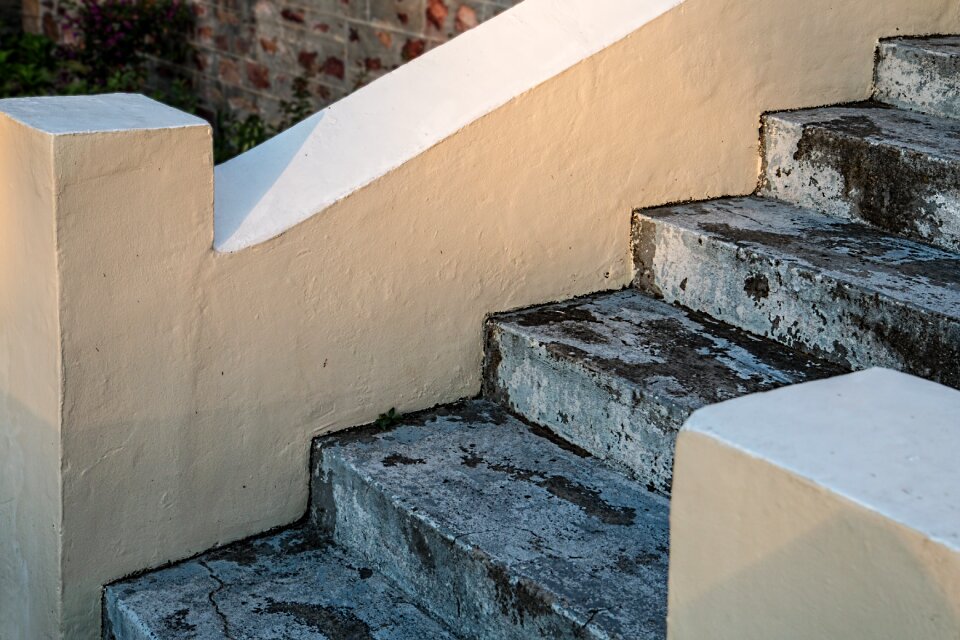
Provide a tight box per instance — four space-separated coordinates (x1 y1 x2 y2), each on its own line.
0 94 212 639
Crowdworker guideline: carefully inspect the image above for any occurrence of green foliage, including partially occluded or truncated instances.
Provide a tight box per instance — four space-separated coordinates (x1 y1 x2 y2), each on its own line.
214 111 270 163
1 4 316 162
277 76 313 130
212 75 315 163
375 408 402 429
0 30 72 96
64 0 194 85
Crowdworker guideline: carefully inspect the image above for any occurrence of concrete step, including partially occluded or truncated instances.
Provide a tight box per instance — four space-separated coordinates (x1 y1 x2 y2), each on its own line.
761 103 960 251
483 290 843 494
875 37 960 120
104 528 458 640
311 400 670 640
669 368 960 640
632 196 960 388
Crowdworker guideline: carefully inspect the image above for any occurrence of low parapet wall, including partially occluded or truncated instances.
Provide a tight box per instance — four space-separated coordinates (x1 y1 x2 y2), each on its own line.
1 0 958 637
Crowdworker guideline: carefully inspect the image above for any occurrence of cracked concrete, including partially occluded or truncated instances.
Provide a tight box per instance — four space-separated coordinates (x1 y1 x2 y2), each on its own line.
312 400 670 640
198 561 234 640
484 290 842 493
104 529 457 639
633 196 960 388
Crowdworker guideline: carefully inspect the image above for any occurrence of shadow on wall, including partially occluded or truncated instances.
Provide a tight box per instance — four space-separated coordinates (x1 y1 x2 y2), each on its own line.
214 110 320 249
670 492 960 639
0 391 56 640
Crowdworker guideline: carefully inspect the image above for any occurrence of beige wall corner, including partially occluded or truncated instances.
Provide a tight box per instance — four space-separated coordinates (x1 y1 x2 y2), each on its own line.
668 369 960 640
0 96 62 640
0 94 213 639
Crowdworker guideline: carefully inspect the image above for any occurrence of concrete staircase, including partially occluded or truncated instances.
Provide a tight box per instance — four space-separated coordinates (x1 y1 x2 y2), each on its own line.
104 36 960 639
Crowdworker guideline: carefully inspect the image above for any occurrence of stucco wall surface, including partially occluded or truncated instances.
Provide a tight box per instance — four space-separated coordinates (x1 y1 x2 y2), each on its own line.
0 113 62 639
2 0 959 638
669 369 960 639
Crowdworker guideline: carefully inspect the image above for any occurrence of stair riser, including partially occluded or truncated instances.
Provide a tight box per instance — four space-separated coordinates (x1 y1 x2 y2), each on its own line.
875 41 960 120
101 601 138 640
484 323 680 495
761 114 960 252
632 214 960 389
311 448 603 640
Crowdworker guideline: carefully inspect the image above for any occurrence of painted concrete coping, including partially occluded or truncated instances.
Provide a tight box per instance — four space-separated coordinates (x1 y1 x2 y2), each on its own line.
212 0 683 253
684 368 960 552
0 93 208 135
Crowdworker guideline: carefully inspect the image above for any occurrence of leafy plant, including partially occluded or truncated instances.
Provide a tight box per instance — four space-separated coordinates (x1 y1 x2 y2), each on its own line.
63 0 193 86
1 7 317 162
213 110 270 163
277 75 313 130
213 74 315 163
0 30 69 96
375 408 402 429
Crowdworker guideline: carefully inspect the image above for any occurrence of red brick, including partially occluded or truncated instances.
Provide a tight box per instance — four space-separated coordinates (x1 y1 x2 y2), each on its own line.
426 0 447 30
246 62 271 89
455 5 478 32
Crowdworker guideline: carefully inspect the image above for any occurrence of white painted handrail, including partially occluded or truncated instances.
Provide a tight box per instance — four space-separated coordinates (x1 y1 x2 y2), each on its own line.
213 0 683 252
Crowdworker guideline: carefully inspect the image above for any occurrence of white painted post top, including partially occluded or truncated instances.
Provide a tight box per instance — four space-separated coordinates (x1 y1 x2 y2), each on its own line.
0 93 207 135
684 368 960 553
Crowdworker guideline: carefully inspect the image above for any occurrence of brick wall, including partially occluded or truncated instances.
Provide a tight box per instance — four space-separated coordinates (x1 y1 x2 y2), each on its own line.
24 0 521 126
185 0 523 125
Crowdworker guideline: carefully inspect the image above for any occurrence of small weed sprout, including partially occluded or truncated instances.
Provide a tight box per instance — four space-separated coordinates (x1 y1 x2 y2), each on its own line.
375 408 402 429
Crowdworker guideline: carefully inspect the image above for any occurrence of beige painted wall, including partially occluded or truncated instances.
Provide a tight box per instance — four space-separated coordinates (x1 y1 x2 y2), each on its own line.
55 124 214 635
0 116 62 639
669 432 960 639
2 0 958 637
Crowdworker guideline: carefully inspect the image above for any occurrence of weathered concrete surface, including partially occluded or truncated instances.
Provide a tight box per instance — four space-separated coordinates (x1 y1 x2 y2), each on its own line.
761 103 960 251
875 37 960 120
312 401 670 640
632 197 960 388
104 528 456 640
485 291 843 494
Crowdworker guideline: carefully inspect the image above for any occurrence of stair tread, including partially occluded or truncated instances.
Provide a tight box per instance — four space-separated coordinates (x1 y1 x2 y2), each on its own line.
766 103 960 161
321 399 670 639
105 528 457 640
882 36 960 58
875 37 960 123
639 196 960 318
492 290 843 417
486 291 843 492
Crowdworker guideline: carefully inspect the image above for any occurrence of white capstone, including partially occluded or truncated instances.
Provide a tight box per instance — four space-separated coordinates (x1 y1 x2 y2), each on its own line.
685 367 960 550
669 368 960 640
0 93 207 135
212 0 684 252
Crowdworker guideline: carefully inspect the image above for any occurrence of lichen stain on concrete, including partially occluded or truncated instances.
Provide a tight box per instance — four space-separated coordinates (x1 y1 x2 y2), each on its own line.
485 562 556 627
260 599 376 639
461 454 637 526
381 453 426 467
205 529 329 568
636 197 960 388
775 108 960 252
406 525 436 571
744 273 771 302
631 217 664 297
162 608 196 635
487 289 844 495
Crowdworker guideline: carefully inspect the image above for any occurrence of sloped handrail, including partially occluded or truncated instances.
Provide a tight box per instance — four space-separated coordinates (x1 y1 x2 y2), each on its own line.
213 0 683 253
